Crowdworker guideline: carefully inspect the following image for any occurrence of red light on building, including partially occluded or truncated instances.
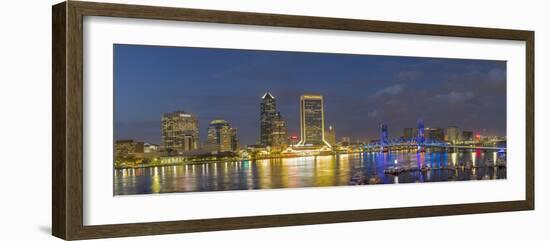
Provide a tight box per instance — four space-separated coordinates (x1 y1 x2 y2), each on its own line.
290 135 298 140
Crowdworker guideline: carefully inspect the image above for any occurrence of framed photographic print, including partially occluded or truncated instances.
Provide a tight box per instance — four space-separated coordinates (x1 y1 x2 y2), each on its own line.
52 1 534 240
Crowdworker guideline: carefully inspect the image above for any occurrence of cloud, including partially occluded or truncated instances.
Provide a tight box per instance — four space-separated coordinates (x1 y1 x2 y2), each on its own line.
372 84 407 97
432 91 475 104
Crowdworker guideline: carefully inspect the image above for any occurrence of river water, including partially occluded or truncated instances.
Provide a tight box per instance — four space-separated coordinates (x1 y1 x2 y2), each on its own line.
114 150 506 195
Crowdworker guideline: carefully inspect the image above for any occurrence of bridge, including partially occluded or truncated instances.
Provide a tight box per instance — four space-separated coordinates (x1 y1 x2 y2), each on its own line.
362 138 506 152
361 121 506 152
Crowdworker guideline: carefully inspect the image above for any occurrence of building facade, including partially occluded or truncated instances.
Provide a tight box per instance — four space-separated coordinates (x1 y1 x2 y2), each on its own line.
161 111 199 152
462 131 474 141
143 143 159 153
260 92 277 147
445 126 460 143
380 123 389 145
325 124 336 146
433 128 445 141
426 128 445 141
230 128 239 152
115 140 144 159
271 112 288 150
207 119 237 153
298 94 331 147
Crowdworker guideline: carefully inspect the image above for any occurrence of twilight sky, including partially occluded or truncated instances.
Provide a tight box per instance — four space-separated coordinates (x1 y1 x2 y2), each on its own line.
114 44 506 145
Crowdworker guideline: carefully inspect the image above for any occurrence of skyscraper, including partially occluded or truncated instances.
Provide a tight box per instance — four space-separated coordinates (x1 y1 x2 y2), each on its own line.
297 94 331 147
207 119 237 153
271 112 288 150
230 127 239 152
380 124 389 145
445 126 460 143
325 124 336 146
260 92 276 147
426 128 444 141
161 111 199 152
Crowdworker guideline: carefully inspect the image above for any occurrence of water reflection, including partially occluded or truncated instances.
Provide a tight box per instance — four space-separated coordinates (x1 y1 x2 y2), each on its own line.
114 150 507 195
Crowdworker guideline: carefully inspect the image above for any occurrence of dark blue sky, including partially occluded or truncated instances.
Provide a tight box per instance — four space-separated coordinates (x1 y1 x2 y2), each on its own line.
114 44 506 145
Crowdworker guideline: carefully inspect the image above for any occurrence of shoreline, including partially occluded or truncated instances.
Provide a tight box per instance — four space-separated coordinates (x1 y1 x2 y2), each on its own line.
115 151 350 169
115 149 505 170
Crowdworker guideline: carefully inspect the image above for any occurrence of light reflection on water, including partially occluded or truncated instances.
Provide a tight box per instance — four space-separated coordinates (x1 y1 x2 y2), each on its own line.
114 150 506 195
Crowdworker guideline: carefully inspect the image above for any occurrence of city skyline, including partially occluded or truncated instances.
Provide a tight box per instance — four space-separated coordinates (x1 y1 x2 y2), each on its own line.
114 44 506 145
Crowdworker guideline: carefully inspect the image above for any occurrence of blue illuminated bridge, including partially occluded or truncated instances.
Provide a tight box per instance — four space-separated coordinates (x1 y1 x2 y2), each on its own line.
361 121 506 152
362 138 507 153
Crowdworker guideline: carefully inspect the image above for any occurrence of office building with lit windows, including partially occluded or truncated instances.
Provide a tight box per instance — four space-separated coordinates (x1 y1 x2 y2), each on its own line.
297 94 331 148
271 112 288 150
445 126 460 142
260 92 277 147
325 125 336 146
161 111 199 152
207 119 238 153
230 127 239 151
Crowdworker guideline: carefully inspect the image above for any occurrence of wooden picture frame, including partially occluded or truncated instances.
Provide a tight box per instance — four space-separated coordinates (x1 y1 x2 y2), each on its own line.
52 1 534 240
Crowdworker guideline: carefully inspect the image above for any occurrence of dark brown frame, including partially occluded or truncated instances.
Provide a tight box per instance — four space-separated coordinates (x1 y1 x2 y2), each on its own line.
52 1 535 240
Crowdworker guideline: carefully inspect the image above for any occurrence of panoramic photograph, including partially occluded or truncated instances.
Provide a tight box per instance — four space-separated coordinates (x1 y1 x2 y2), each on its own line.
113 44 507 195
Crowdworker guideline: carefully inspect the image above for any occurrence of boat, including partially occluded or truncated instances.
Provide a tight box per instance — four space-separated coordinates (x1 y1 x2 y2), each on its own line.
384 167 403 175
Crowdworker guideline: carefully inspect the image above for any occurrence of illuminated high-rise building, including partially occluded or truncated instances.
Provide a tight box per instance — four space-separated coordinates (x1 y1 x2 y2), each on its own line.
380 124 389 145
230 127 239 151
161 111 199 152
260 92 277 147
325 124 336 146
271 112 288 150
207 119 236 153
297 94 331 147
445 126 460 143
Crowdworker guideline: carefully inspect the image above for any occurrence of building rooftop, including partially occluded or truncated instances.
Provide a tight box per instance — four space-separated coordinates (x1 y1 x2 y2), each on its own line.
210 119 229 125
163 111 195 118
300 94 323 100
261 92 275 100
